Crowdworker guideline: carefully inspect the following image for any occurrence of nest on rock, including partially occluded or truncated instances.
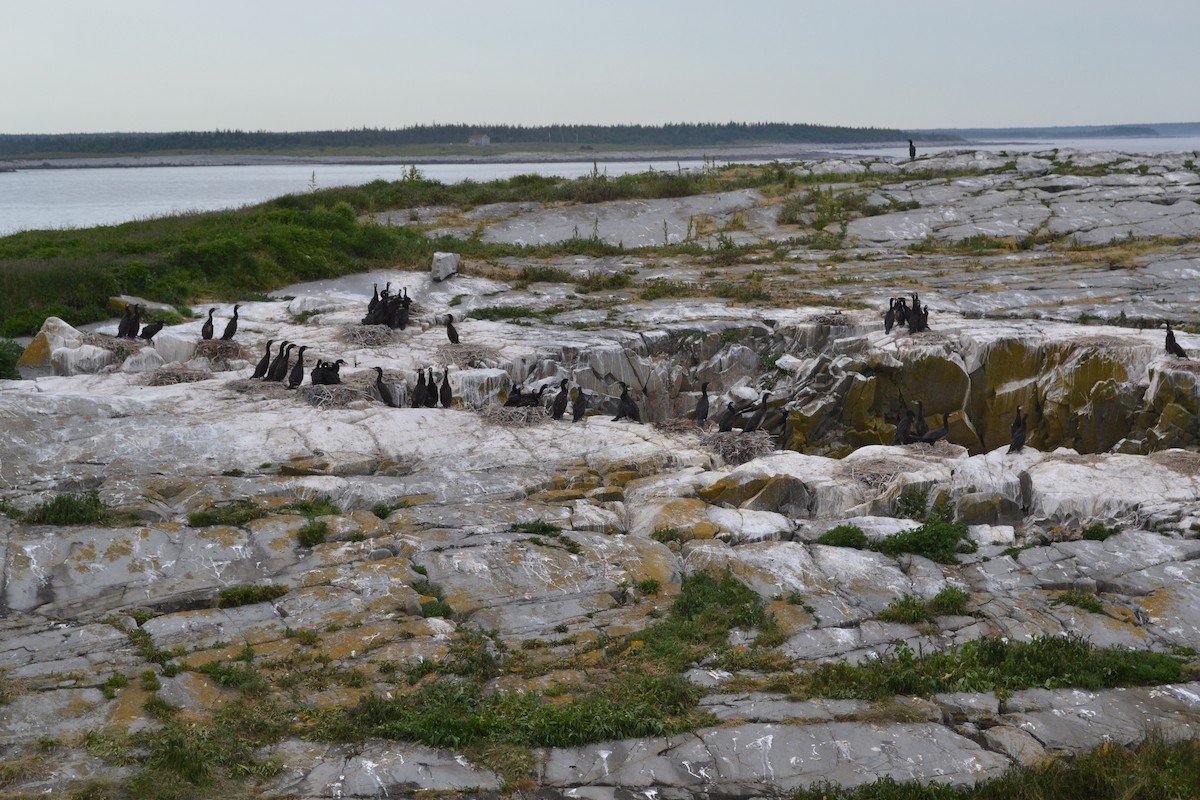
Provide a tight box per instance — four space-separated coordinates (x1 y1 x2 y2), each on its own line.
340 324 397 347
298 384 373 408
437 342 502 368
80 332 142 359
812 311 851 327
225 379 294 398
145 368 212 387
478 404 548 427
1148 449 1200 476
655 417 708 435
193 339 249 366
702 430 774 465
841 457 905 492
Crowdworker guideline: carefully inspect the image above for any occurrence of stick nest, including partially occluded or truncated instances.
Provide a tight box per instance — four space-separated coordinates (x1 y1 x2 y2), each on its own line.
702 430 774 465
478 404 548 427
297 384 373 408
341 324 397 347
145 368 212 387
193 339 249 366
655 417 708 435
437 343 503 368
225 379 294 398
812 312 851 327
840 457 905 492
80 333 143 360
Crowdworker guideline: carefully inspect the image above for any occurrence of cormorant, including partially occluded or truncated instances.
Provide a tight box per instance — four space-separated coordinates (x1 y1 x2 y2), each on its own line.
717 401 740 432
908 139 916 160
520 385 549 408
884 299 896 334
504 382 525 407
267 343 295 382
368 284 380 315
201 308 215 340
138 320 164 342
311 358 345 385
220 304 240 340
125 305 142 339
264 340 290 380
913 400 928 439
1166 322 1190 359
1008 406 1027 453
412 370 427 407
116 305 133 338
424 368 438 408
550 378 570 420
893 409 914 445
695 381 710 426
287 346 308 389
572 388 587 422
446 314 459 344
374 366 397 406
919 414 949 444
439 367 453 408
251 339 275 379
612 382 642 423
743 393 770 433
894 297 909 327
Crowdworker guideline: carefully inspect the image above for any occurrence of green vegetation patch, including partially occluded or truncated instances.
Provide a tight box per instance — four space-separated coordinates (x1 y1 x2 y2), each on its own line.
816 524 868 549
788 734 1200 800
470 305 538 321
186 499 269 528
296 520 328 548
1053 589 1105 614
215 584 289 608
877 588 971 624
1081 522 1121 541
871 521 977 564
18 490 133 526
0 338 21 380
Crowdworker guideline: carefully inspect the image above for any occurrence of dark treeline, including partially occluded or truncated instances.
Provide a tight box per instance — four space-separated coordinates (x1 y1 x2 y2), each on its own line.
0 122 917 156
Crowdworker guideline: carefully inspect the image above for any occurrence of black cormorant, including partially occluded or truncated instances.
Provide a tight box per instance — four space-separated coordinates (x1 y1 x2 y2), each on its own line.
138 320 164 342
267 343 294 382
368 284 380 315
446 314 459 344
374 366 397 406
695 381 710 426
551 378 570 420
264 340 290 380
1166 322 1190 359
908 139 916 160
743 393 770 433
893 409 914 445
439 367 453 408
717 401 739 432
504 383 524 407
125 305 142 339
251 339 275 379
220 304 240 340
424 368 438 407
1008 406 1027 453
412 370 427 407
287 346 308 389
884 299 896 334
612 382 642 423
116 305 133 338
201 308 215 340
572 388 587 422
914 400 928 439
919 414 949 444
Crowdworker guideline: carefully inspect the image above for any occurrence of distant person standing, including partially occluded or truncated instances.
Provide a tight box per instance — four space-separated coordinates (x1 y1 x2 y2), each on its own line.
908 138 916 160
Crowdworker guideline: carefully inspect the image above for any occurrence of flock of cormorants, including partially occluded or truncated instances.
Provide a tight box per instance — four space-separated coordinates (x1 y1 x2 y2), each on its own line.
115 303 165 343
884 293 930 335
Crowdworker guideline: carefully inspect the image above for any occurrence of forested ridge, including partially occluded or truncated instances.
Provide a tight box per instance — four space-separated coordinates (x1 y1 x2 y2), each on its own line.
0 122 922 156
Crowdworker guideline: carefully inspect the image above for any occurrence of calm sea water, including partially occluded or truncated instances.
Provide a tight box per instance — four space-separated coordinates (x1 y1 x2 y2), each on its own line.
3 136 1198 237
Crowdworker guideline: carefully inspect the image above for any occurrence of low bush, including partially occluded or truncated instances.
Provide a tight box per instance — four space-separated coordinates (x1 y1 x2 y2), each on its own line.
296 520 327 547
23 491 115 525
215 584 288 608
871 521 976 564
816 524 868 549
186 499 268 527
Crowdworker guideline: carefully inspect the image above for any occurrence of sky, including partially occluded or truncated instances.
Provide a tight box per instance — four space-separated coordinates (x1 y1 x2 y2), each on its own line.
2 0 1197 135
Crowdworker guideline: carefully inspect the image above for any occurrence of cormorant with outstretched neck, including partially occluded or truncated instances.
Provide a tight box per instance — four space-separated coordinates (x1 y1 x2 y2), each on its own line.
884 299 896 334
374 366 397 406
139 320 164 342
1166 322 1190 359
695 382 710 426
908 139 916 160
424 368 438 408
1008 406 1027 453
220 304 240 340
439 368 453 408
572 388 587 422
368 284 380 315
412 370 427 407
743 393 770 433
913 400 928 439
893 409 914 445
251 339 275 379
551 379 570 419
446 314 459 344
612 382 642 423
201 308 216 340
264 340 290 380
287 346 308 389
267 343 294 382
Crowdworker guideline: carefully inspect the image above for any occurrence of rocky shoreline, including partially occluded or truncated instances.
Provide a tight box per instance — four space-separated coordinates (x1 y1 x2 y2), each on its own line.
1 149 1199 798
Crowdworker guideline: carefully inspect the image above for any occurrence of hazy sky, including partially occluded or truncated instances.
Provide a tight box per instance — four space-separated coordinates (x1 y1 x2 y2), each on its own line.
3 0 1196 134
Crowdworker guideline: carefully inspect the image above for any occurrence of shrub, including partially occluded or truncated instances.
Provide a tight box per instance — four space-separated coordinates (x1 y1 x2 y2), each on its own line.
285 495 340 517
0 338 22 380
927 586 970 617
876 595 929 625
871 521 976 564
186 499 268 527
1081 522 1120 541
511 520 562 536
296 520 327 547
215 584 288 608
894 488 928 520
1053 589 1105 613
23 491 113 525
816 524 868 549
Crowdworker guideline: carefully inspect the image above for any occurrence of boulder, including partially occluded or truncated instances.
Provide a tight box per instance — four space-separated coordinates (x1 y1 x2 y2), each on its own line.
431 251 460 281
